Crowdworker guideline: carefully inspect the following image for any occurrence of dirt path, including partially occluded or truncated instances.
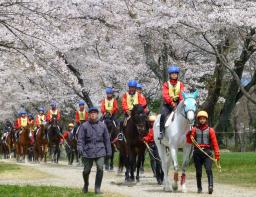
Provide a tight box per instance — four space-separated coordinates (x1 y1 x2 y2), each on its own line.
0 159 255 197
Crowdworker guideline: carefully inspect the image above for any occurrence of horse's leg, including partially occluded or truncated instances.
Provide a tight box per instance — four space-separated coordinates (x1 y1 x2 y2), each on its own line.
158 145 172 192
110 146 114 170
181 143 193 193
136 151 143 182
71 149 74 165
170 144 179 192
129 149 136 181
57 144 60 163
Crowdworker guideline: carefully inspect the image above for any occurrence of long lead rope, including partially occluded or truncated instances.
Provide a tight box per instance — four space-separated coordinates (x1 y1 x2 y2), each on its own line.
190 135 221 172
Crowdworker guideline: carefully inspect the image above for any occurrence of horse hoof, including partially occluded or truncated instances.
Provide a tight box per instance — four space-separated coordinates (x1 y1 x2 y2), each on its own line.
172 182 178 192
163 186 172 192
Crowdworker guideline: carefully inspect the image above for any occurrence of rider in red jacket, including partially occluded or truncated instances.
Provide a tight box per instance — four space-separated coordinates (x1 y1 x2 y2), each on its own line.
101 87 119 119
186 111 220 194
122 80 147 115
143 115 164 184
159 65 185 140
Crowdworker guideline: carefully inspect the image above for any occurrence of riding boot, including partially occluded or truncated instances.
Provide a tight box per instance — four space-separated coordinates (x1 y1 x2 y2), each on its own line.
82 171 89 193
158 115 165 140
196 175 202 193
95 168 103 194
207 172 213 194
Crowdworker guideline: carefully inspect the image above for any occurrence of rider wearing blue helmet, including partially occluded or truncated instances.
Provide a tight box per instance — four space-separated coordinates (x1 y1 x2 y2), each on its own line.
36 107 46 128
15 110 28 129
47 101 61 122
75 100 88 125
158 65 185 140
100 87 118 121
122 80 147 116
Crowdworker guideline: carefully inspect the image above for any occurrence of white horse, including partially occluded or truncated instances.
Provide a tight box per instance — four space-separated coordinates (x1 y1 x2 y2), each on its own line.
153 90 199 192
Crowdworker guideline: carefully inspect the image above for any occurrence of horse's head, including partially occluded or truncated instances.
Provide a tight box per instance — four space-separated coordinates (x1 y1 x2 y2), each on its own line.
51 115 58 127
131 104 148 137
182 89 199 124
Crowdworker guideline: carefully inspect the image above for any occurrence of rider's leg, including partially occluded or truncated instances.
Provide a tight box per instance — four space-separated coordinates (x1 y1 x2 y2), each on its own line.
159 105 172 140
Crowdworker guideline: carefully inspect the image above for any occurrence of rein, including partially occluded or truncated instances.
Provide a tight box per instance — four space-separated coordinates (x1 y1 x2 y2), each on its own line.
190 135 221 172
143 141 161 162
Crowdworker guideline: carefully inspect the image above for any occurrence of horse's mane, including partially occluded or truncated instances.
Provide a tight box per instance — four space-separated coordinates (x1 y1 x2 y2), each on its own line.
131 104 144 116
176 100 184 114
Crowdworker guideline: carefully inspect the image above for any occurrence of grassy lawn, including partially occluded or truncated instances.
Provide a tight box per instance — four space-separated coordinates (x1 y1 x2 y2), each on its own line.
113 151 256 187
0 185 121 197
0 162 50 180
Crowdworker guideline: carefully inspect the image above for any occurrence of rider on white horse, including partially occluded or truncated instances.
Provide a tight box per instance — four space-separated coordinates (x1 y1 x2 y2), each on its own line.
159 65 185 140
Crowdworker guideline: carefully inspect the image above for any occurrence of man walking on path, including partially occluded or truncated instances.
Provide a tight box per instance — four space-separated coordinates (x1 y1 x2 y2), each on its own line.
77 106 112 194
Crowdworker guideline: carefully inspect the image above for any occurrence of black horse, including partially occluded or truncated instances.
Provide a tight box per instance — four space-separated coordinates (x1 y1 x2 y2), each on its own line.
47 115 61 163
102 113 119 171
124 104 149 181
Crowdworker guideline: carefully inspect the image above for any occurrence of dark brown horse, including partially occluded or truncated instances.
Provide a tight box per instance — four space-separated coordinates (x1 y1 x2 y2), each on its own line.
47 115 61 163
34 122 48 162
102 113 119 171
124 104 149 181
1 125 15 159
15 126 30 162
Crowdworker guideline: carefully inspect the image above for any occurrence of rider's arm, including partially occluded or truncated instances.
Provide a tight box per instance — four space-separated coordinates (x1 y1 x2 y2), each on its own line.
57 111 61 121
209 128 220 160
162 82 174 105
75 111 80 124
112 99 119 114
100 100 106 114
121 94 128 113
179 82 185 101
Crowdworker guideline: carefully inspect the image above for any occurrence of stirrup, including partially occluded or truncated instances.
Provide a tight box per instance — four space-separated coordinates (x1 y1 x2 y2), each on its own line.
117 133 124 141
158 132 164 140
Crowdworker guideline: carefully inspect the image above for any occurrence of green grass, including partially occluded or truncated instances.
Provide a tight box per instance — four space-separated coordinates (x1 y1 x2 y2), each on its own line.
114 151 256 187
213 152 256 187
0 163 21 173
0 185 121 197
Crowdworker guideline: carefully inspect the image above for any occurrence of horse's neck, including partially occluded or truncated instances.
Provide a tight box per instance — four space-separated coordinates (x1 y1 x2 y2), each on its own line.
170 110 189 136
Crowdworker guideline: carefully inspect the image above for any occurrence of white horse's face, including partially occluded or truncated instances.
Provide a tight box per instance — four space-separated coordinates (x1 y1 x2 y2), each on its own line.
183 90 199 124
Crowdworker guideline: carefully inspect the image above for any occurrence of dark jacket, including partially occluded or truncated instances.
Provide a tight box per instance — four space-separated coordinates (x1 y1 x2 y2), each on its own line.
77 120 112 158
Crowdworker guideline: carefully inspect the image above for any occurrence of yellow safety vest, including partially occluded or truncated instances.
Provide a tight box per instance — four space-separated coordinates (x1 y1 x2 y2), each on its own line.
126 92 139 111
167 81 180 102
37 115 45 125
105 98 114 112
78 110 86 120
50 110 58 119
21 117 28 127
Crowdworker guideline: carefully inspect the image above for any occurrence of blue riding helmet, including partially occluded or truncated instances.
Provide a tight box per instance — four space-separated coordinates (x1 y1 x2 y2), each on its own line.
88 106 99 113
50 101 57 107
39 107 44 113
168 65 180 74
28 114 34 119
20 111 27 115
105 87 113 94
136 83 143 89
79 100 85 106
128 80 137 87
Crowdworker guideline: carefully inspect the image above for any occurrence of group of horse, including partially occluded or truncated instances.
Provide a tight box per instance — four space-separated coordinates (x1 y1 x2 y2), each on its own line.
0 90 199 193
0 115 63 164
